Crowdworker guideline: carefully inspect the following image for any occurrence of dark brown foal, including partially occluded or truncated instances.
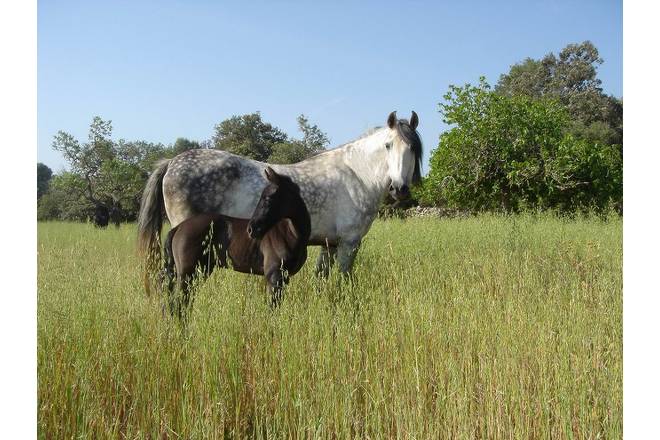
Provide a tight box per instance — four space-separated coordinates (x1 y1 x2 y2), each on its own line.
162 167 311 316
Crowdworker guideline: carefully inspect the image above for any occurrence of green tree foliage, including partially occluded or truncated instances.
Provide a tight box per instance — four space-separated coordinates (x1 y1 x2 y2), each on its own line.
213 112 329 164
37 162 53 199
268 141 310 164
170 137 201 156
267 114 330 164
212 112 288 161
496 41 622 146
38 113 328 221
37 172 95 221
420 79 622 212
46 117 168 222
296 114 330 153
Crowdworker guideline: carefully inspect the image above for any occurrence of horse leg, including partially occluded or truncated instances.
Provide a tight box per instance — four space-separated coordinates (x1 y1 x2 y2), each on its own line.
336 238 361 278
162 229 176 293
158 230 176 317
315 244 337 278
266 267 289 308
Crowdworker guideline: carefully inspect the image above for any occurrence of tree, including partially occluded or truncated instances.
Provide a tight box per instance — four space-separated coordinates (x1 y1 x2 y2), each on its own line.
212 112 329 164
296 114 330 153
267 115 330 164
496 41 622 146
267 141 310 164
420 79 622 212
212 112 288 161
169 137 201 156
41 113 329 221
37 172 95 221
51 116 168 223
37 162 53 199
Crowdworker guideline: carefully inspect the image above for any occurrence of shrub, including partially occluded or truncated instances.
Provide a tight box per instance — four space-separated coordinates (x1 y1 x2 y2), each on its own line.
420 79 622 213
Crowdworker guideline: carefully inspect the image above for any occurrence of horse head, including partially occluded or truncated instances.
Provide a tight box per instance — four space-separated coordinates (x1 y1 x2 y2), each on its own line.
384 111 423 201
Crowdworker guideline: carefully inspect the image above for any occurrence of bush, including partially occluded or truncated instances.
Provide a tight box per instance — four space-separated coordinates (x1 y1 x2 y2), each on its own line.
420 79 622 213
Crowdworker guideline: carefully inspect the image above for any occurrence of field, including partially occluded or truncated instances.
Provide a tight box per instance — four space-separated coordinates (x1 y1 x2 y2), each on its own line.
37 214 622 438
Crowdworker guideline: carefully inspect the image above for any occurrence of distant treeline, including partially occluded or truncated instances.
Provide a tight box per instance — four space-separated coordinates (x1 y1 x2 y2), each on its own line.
37 114 329 225
38 41 622 223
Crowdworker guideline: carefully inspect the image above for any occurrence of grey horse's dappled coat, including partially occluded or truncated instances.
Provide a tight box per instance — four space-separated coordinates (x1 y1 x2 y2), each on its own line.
138 112 422 292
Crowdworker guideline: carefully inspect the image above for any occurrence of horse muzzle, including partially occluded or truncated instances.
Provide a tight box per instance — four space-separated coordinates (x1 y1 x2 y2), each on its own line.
389 184 410 201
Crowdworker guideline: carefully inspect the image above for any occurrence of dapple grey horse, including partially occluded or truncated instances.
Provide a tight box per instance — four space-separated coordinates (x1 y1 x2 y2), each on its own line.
138 111 422 293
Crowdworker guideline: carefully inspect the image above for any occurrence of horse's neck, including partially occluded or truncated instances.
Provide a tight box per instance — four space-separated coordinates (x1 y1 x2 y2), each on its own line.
341 129 390 197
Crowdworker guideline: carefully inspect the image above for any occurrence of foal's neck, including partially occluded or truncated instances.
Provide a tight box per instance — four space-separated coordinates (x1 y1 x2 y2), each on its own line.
288 197 311 246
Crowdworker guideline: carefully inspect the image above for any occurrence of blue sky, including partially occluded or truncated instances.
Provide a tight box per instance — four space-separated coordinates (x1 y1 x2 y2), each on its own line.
38 0 622 173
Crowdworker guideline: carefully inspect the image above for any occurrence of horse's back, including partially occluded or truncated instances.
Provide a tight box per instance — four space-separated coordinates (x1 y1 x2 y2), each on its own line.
161 148 360 245
163 149 268 227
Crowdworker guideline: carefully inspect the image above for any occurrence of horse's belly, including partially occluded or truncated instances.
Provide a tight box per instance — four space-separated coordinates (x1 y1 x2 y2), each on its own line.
226 244 264 275
227 263 265 276
308 235 339 247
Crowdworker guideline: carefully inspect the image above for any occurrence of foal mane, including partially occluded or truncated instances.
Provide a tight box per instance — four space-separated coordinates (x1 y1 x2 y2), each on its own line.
274 173 301 194
274 172 310 237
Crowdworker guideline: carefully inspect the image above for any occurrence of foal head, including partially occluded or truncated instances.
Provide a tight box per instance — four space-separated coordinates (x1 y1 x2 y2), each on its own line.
383 111 423 201
247 167 308 240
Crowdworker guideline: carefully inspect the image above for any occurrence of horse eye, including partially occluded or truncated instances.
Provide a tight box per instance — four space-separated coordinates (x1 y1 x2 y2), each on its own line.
385 143 391 150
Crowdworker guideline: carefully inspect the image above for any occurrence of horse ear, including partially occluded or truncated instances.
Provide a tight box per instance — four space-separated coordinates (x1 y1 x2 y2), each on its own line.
410 111 419 130
387 111 397 129
264 166 280 185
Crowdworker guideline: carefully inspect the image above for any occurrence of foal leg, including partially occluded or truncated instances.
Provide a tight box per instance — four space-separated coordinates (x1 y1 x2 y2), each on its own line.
170 236 204 320
266 268 289 308
315 244 337 278
175 274 195 321
174 234 222 320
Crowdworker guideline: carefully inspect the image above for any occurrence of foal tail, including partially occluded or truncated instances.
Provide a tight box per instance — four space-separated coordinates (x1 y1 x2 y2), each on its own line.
137 158 170 296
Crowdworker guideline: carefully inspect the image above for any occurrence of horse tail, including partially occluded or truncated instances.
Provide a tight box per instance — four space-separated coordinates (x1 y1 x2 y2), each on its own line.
137 158 170 296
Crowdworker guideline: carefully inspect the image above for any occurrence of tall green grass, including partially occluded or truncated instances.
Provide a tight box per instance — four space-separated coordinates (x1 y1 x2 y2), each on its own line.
38 214 622 438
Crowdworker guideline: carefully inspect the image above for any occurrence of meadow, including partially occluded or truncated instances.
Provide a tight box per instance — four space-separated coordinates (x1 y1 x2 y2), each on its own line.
37 214 622 439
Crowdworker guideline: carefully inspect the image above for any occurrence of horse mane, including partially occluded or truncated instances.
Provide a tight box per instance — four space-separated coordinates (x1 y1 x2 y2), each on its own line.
303 118 423 183
304 126 383 160
394 119 423 184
